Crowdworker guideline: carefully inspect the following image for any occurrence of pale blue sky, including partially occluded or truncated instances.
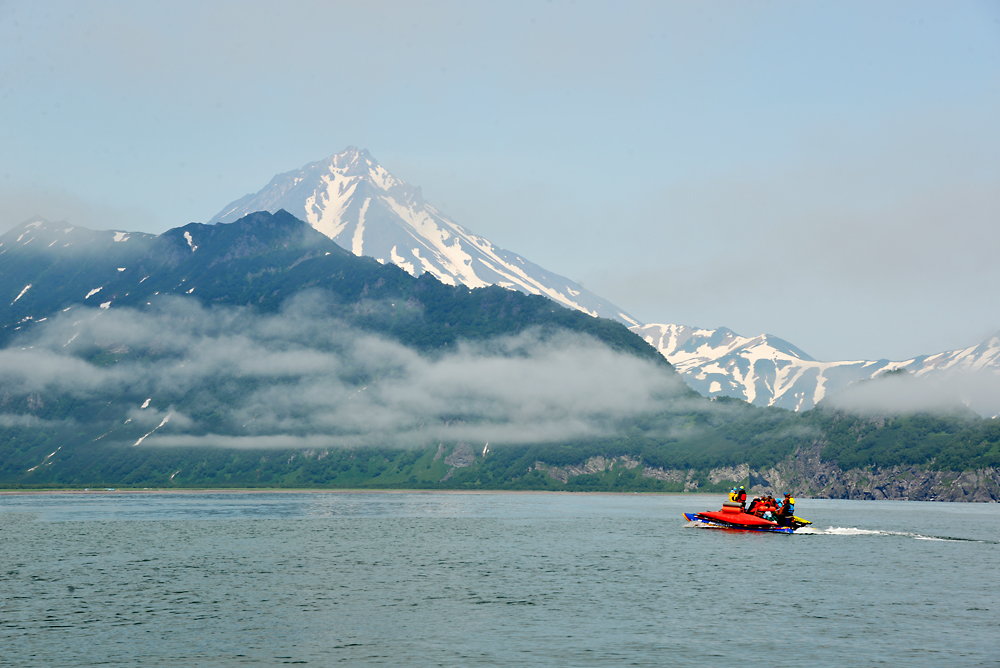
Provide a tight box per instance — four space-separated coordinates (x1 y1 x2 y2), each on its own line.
2 0 998 361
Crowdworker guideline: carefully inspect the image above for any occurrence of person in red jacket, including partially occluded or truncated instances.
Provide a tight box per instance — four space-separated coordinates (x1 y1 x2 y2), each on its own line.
761 495 777 521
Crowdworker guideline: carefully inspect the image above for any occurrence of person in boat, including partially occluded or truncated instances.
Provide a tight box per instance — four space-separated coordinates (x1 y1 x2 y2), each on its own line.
775 493 795 526
735 486 747 511
778 493 794 515
747 496 761 515
761 494 777 521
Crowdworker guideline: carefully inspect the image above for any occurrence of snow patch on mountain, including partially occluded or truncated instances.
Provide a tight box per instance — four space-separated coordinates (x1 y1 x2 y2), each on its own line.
352 198 370 256
12 284 31 304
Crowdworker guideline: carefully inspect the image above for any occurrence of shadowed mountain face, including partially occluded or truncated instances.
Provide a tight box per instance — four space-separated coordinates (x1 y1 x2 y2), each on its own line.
210 147 638 325
0 211 666 365
0 217 157 332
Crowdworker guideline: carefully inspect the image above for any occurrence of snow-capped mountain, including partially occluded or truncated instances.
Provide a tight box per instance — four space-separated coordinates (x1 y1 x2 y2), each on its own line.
632 323 1000 413
210 147 638 325
206 147 1000 413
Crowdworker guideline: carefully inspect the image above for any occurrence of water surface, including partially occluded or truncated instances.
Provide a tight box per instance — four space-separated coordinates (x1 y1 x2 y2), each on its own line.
2 492 998 666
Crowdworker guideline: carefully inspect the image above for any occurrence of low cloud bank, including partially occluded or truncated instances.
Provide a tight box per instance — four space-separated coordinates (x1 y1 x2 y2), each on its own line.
1 295 692 448
825 369 1000 417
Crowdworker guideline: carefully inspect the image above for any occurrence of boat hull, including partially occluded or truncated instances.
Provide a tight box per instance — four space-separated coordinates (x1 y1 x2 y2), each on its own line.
683 512 802 534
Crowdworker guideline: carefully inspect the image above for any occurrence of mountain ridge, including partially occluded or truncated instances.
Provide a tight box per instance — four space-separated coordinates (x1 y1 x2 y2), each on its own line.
0 211 666 365
210 147 639 325
633 322 1000 415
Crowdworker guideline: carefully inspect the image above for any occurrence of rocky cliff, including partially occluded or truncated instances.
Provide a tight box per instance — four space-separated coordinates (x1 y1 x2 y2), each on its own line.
532 445 1000 502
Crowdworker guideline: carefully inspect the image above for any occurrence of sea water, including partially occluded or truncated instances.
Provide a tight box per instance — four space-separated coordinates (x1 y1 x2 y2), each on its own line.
1 492 998 667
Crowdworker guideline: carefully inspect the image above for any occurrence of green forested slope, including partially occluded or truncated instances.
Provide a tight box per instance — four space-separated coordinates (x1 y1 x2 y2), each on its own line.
5 389 1000 491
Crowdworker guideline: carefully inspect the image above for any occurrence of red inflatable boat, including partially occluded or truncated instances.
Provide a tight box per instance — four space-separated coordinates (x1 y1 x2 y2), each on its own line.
683 501 811 533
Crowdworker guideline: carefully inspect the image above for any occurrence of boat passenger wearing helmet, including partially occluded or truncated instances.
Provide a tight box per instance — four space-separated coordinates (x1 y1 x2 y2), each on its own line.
776 493 795 526
735 486 747 511
780 493 794 514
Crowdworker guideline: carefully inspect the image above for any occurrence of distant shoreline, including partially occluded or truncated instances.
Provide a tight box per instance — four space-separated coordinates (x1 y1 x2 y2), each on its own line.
0 488 696 497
